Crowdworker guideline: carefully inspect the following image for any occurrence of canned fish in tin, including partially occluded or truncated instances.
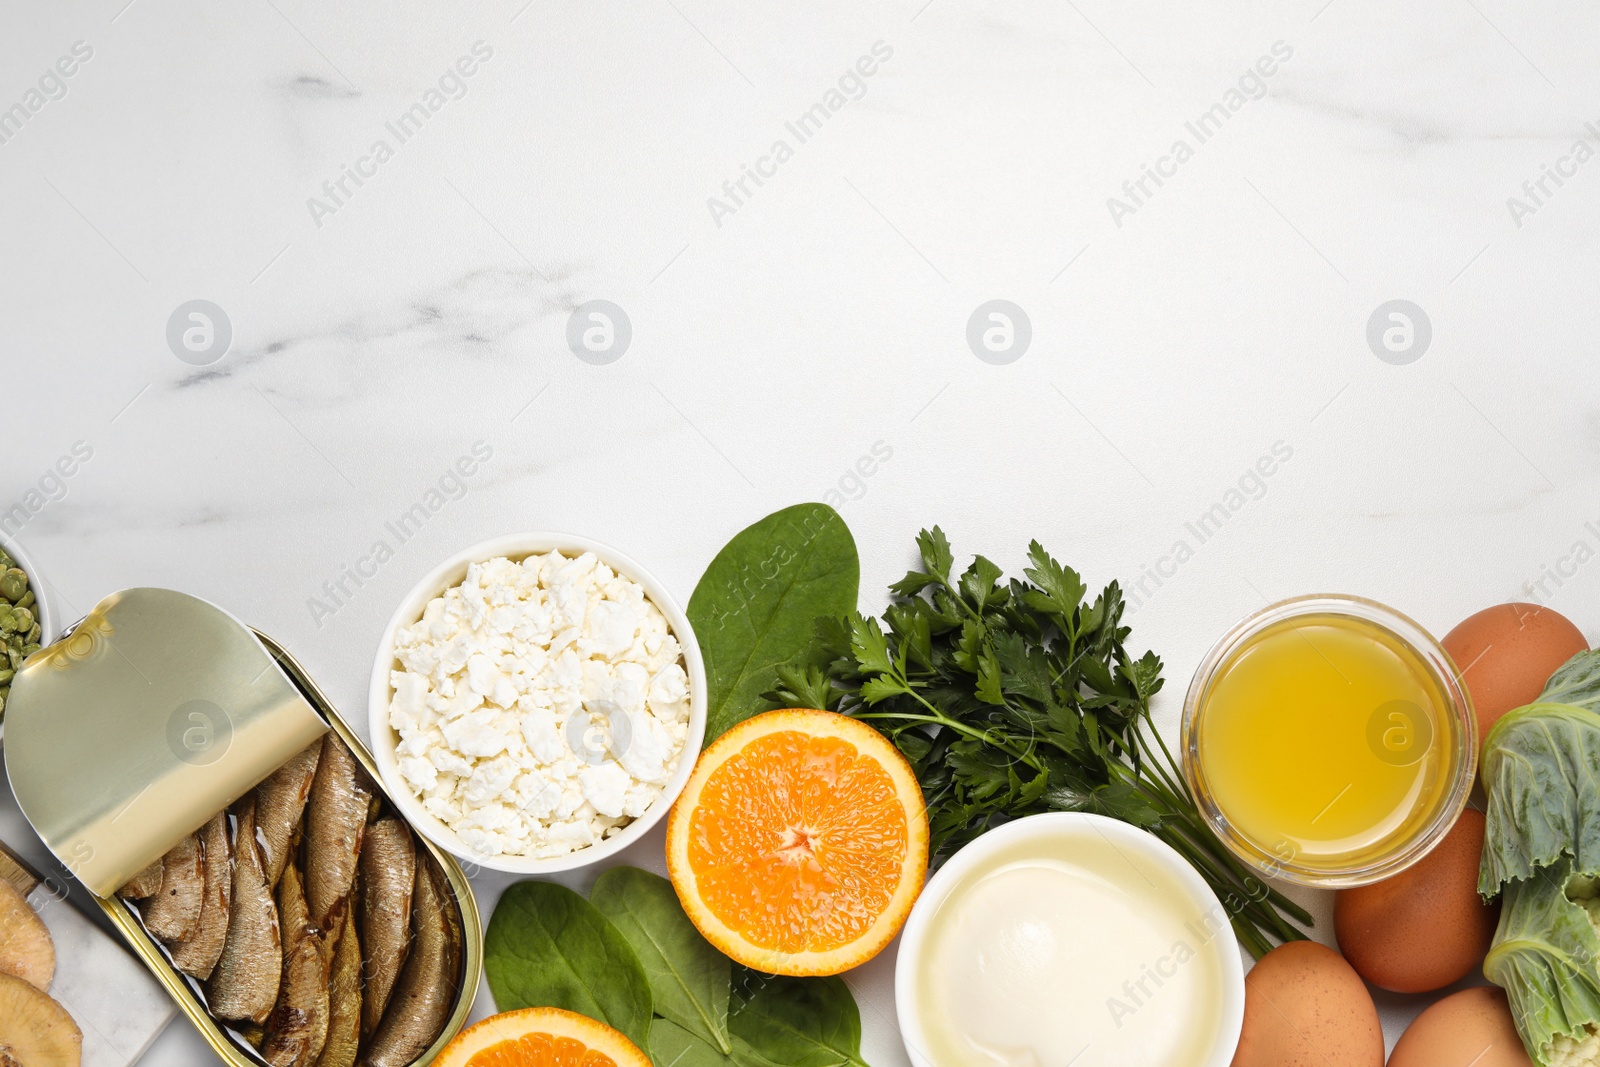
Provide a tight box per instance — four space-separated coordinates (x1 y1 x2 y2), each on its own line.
4 588 482 1067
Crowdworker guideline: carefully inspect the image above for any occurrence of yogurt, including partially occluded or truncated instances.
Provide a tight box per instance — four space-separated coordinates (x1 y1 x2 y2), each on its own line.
899 814 1242 1067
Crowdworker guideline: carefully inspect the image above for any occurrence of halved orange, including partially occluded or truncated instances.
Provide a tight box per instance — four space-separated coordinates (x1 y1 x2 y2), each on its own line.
666 708 929 976
434 1007 650 1067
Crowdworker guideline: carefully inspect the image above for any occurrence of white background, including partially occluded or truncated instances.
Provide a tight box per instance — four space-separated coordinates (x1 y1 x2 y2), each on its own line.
4 0 1599 1062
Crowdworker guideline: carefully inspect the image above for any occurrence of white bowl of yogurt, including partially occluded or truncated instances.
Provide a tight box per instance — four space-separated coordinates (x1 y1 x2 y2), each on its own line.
894 812 1246 1067
368 533 707 875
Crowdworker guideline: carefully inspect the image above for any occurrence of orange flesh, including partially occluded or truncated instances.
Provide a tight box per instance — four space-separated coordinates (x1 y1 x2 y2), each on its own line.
686 730 909 953
465 1033 618 1067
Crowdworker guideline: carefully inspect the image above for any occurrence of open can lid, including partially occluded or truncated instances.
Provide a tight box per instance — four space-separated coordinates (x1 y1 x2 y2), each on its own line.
3 588 328 897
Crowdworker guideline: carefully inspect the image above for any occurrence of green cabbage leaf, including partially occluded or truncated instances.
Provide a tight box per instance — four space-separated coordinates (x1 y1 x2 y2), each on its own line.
1484 858 1600 1067
1479 702 1600 895
1540 650 1600 712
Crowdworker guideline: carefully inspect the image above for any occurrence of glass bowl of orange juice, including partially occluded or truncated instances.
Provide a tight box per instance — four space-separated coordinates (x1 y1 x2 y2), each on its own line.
1181 594 1476 888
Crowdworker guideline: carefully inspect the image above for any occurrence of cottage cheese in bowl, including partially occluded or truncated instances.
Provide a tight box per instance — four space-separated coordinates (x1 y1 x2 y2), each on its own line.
374 538 703 871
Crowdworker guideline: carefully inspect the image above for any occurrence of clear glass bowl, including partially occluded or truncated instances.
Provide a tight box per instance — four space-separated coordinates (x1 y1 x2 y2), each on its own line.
1181 594 1476 888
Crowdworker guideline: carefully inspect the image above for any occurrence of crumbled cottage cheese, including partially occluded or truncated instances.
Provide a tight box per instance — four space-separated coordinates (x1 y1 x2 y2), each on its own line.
388 551 691 858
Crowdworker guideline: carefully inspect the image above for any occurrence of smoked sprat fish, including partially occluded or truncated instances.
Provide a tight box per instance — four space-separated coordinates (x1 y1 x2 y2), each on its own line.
117 858 163 901
256 740 322 888
168 811 232 980
304 736 370 932
278 857 311 946
116 717 468 1064
262 861 329 1067
357 817 414 1038
314 906 361 1067
268 938 329 1067
140 832 204 943
361 858 460 1067
206 797 282 1025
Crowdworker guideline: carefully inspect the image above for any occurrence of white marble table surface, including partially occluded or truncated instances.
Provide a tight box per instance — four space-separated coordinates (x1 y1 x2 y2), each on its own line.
5 0 1599 1062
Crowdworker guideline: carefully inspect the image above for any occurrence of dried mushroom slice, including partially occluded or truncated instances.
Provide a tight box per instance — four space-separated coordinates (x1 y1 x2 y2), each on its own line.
0 971 81 1067
0 880 53 992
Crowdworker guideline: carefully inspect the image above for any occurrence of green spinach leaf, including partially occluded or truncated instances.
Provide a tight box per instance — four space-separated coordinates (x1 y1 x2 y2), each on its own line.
651 1018 792 1067
592 867 732 1054
485 880 653 1049
729 969 868 1067
689 504 859 740
486 873 875 1067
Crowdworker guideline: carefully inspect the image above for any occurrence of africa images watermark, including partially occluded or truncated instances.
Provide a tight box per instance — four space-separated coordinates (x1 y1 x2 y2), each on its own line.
2 441 95 537
820 440 893 510
306 41 494 228
0 40 94 147
698 504 846 630
1126 440 1295 614
706 41 895 227
1107 41 1294 228
1107 903 1231 1028
306 441 495 627
1505 122 1600 229
1516 518 1600 607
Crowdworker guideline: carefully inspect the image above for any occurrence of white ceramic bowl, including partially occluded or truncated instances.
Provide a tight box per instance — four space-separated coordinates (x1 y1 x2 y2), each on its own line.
0 533 59 651
368 533 707 875
894 812 1246 1067
0 533 60 743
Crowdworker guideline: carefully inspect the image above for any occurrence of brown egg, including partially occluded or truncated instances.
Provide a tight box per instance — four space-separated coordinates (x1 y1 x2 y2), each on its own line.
1334 809 1499 993
1443 603 1587 743
1230 940 1383 1067
1388 986 1532 1067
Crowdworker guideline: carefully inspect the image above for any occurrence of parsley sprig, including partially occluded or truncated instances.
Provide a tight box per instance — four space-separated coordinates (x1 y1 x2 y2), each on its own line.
769 527 1310 958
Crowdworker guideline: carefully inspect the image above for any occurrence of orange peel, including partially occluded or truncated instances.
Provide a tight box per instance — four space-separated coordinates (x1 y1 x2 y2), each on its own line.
435 1007 650 1067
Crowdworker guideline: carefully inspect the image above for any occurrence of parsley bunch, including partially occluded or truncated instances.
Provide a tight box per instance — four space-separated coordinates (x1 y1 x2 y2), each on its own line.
770 527 1310 958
